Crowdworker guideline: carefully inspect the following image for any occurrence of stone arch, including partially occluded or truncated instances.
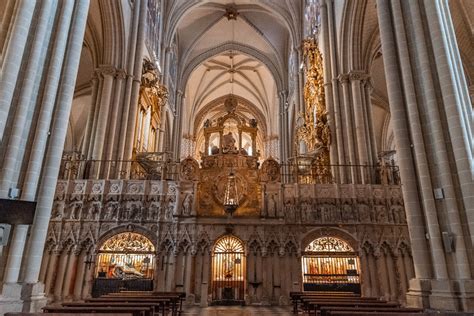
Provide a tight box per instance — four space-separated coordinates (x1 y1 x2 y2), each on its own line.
97 224 157 254
301 227 359 252
179 43 284 93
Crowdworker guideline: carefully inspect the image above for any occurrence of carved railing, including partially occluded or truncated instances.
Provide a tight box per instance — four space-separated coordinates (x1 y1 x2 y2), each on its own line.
280 162 400 185
59 157 399 185
58 159 179 181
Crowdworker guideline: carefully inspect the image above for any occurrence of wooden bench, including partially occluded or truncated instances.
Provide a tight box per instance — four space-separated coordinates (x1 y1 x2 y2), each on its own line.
299 297 385 314
320 306 423 316
62 302 165 316
85 297 172 315
290 292 362 313
328 313 429 316
7 314 132 316
306 301 400 316
42 306 152 316
86 296 177 316
99 293 184 315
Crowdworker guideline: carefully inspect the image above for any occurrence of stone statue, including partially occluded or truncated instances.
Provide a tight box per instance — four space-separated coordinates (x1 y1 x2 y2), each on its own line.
182 194 192 216
69 202 82 220
51 204 64 220
267 194 277 217
87 203 100 220
104 202 119 220
222 132 237 153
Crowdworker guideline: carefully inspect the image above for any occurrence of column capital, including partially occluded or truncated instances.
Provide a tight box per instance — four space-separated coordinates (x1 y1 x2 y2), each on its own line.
115 69 127 79
96 65 116 78
338 74 350 84
363 77 374 92
348 70 369 82
90 73 99 83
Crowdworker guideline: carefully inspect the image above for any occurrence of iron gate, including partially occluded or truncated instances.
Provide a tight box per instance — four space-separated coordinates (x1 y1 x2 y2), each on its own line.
302 237 361 293
211 235 246 304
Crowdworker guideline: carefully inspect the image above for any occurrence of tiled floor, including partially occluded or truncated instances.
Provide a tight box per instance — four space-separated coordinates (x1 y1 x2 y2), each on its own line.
183 305 293 315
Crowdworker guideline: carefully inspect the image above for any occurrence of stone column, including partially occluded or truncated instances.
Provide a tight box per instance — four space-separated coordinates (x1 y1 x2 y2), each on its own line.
0 0 36 140
38 250 51 283
21 0 76 201
81 74 100 160
104 70 127 174
123 0 147 163
44 249 61 297
320 0 339 178
338 75 356 183
82 254 95 299
171 90 184 159
23 0 90 287
421 0 474 275
359 250 371 297
326 0 346 171
2 225 29 287
376 3 433 307
362 78 378 167
63 247 81 300
90 66 116 178
349 71 370 183
0 0 53 197
73 252 86 300
388 0 450 283
116 0 143 166
374 249 389 300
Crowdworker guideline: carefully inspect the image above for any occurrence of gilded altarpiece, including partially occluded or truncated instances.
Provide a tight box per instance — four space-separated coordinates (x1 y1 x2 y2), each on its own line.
194 99 262 217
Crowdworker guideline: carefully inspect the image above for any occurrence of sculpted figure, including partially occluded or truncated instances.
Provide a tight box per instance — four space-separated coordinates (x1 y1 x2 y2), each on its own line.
87 203 100 220
222 132 237 153
182 194 192 216
69 202 82 220
267 194 277 217
51 203 64 220
104 202 119 220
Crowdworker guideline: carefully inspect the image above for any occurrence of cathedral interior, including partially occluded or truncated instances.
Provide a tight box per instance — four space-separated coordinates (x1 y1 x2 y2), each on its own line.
0 0 473 315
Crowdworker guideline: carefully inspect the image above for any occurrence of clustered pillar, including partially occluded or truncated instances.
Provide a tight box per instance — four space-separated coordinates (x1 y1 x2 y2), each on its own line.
0 0 90 314
376 0 474 310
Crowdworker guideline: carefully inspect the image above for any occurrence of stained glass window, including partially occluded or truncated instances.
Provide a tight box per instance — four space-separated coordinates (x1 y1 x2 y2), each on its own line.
304 0 321 39
96 233 155 279
146 0 161 67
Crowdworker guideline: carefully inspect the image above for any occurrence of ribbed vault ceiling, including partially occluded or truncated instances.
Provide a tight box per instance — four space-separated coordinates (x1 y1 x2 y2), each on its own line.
176 1 291 138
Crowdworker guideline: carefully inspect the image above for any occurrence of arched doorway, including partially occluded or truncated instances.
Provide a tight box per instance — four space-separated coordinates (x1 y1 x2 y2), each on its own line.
92 232 156 297
211 235 246 305
302 236 361 293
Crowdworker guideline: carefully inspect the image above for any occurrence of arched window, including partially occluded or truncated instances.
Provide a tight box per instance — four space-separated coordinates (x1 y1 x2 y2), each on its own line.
96 232 155 280
211 235 246 303
302 236 361 293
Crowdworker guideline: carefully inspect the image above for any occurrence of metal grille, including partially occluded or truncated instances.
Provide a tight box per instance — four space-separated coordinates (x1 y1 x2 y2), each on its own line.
302 237 361 293
211 235 245 303
95 233 155 280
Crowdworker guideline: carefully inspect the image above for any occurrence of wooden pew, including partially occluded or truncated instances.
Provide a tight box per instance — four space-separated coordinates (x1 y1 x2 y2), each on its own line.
42 306 152 316
100 292 184 315
7 314 133 316
320 306 423 316
307 301 400 316
299 296 384 314
87 296 177 316
290 291 362 314
62 302 165 316
328 313 429 316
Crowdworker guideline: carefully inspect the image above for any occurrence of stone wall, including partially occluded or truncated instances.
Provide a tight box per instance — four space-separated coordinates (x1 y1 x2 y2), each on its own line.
41 179 413 305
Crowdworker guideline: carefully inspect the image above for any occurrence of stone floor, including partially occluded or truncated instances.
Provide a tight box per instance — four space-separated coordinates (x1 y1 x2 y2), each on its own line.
182 306 293 315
